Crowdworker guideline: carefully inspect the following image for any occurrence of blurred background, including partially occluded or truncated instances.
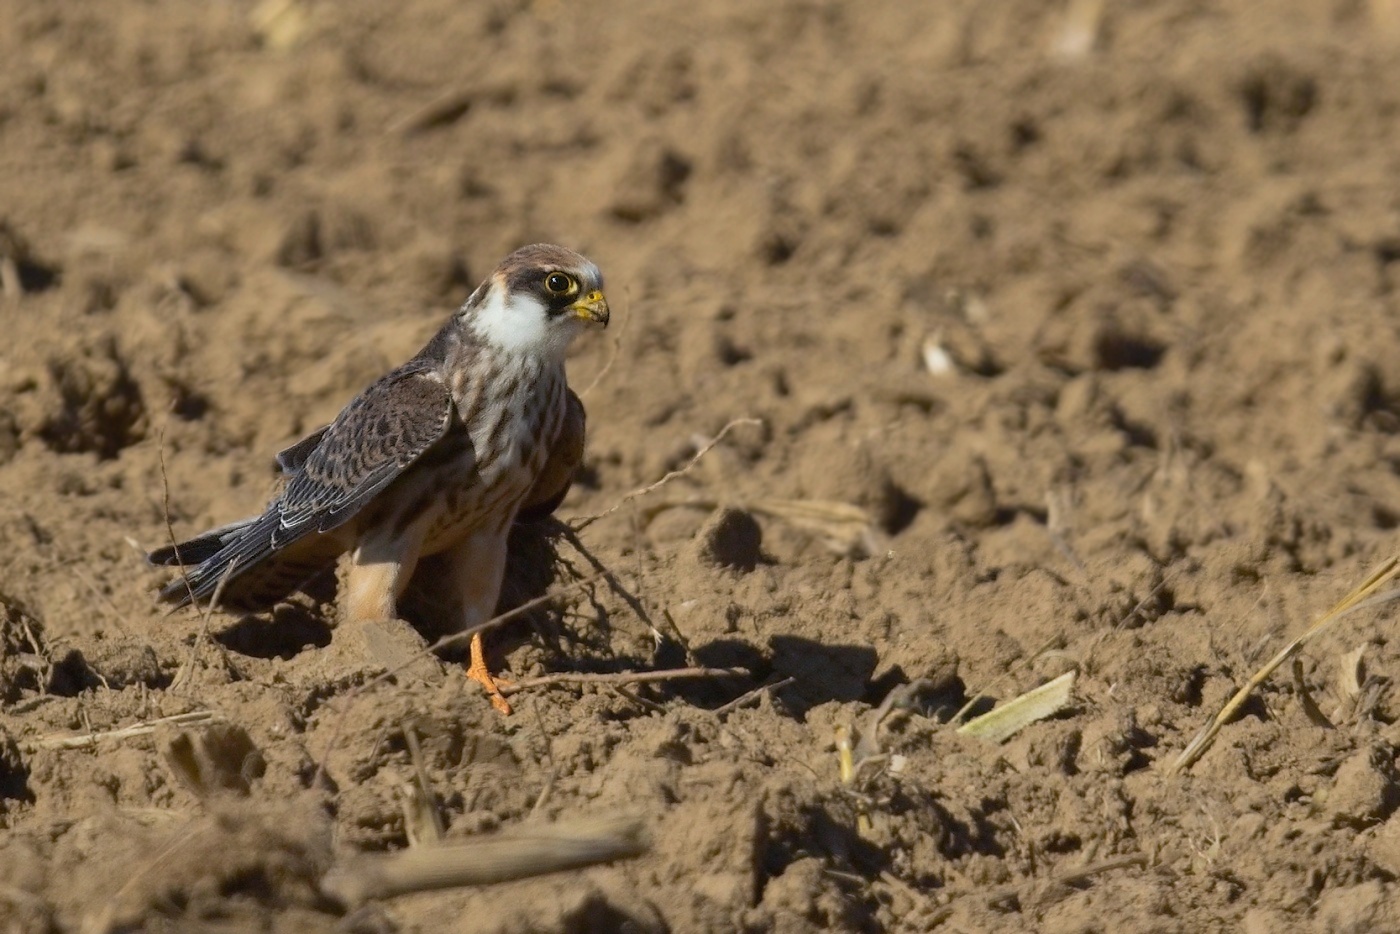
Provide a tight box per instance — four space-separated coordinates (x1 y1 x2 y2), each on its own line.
5 1 1400 931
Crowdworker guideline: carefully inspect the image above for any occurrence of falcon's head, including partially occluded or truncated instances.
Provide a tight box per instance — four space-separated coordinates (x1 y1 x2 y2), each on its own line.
464 243 609 360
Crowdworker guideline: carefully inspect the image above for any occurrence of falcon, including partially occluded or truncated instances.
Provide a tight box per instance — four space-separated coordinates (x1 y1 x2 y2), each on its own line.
150 243 609 713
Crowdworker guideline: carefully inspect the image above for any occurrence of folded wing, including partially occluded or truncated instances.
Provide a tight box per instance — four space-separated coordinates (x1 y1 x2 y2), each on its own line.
151 363 456 609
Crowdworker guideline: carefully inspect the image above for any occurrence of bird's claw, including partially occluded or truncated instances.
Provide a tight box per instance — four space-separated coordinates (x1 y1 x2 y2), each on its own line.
467 631 514 715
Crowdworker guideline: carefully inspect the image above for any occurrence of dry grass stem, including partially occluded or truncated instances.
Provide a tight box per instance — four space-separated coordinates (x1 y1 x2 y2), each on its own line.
171 562 238 693
1081 570 1177 672
529 771 557 819
746 498 880 556
555 523 656 628
67 562 134 636
401 722 445 845
1043 853 1149 890
320 813 648 906
28 710 219 751
420 571 603 659
956 670 1077 743
1171 555 1400 773
1044 487 1087 575
952 635 1066 725
156 431 194 606
834 724 873 835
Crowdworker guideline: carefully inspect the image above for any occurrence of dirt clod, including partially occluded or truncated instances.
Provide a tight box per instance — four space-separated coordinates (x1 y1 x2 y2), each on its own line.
695 507 764 572
1325 746 1400 829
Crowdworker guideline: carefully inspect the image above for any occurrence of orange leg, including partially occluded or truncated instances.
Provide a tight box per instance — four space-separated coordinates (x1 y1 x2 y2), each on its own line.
467 631 513 715
441 529 514 714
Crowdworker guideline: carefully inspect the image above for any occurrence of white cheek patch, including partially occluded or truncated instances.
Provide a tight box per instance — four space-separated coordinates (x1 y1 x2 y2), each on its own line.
469 286 576 358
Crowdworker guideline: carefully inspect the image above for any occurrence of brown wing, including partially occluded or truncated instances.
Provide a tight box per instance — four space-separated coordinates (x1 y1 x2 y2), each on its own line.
276 365 455 541
516 388 585 523
275 426 330 473
151 363 455 608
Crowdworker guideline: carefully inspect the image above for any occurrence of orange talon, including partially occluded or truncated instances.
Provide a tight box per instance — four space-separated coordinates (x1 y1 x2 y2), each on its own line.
467 631 513 715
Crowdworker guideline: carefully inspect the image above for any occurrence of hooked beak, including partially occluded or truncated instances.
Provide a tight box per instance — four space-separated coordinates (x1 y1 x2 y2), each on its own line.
570 290 610 327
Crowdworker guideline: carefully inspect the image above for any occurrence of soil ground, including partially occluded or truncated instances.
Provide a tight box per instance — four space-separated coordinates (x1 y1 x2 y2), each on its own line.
5 1 1400 931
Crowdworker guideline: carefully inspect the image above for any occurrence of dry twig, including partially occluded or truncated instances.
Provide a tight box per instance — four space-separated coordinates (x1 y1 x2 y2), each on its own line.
391 88 476 136
321 813 648 906
499 666 747 697
579 285 630 398
556 523 654 627
423 573 604 660
27 710 219 751
1045 853 1149 890
159 432 240 693
711 676 795 717
571 418 762 531
640 496 879 557
312 572 603 786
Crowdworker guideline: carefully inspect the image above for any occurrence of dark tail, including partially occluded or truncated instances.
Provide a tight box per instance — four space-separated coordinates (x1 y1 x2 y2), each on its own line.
149 518 258 569
150 515 278 608
150 515 342 612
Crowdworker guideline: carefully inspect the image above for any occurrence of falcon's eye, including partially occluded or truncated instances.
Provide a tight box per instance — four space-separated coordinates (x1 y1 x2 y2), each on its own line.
544 272 576 295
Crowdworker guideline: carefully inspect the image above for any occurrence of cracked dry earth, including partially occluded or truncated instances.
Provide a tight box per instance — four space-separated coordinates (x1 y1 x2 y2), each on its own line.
7 0 1400 931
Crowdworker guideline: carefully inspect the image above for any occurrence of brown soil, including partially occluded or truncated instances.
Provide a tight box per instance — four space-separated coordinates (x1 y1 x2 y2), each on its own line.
5 1 1400 931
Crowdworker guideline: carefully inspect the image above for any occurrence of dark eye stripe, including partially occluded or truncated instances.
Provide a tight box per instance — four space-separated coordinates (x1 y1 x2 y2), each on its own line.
504 266 583 294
